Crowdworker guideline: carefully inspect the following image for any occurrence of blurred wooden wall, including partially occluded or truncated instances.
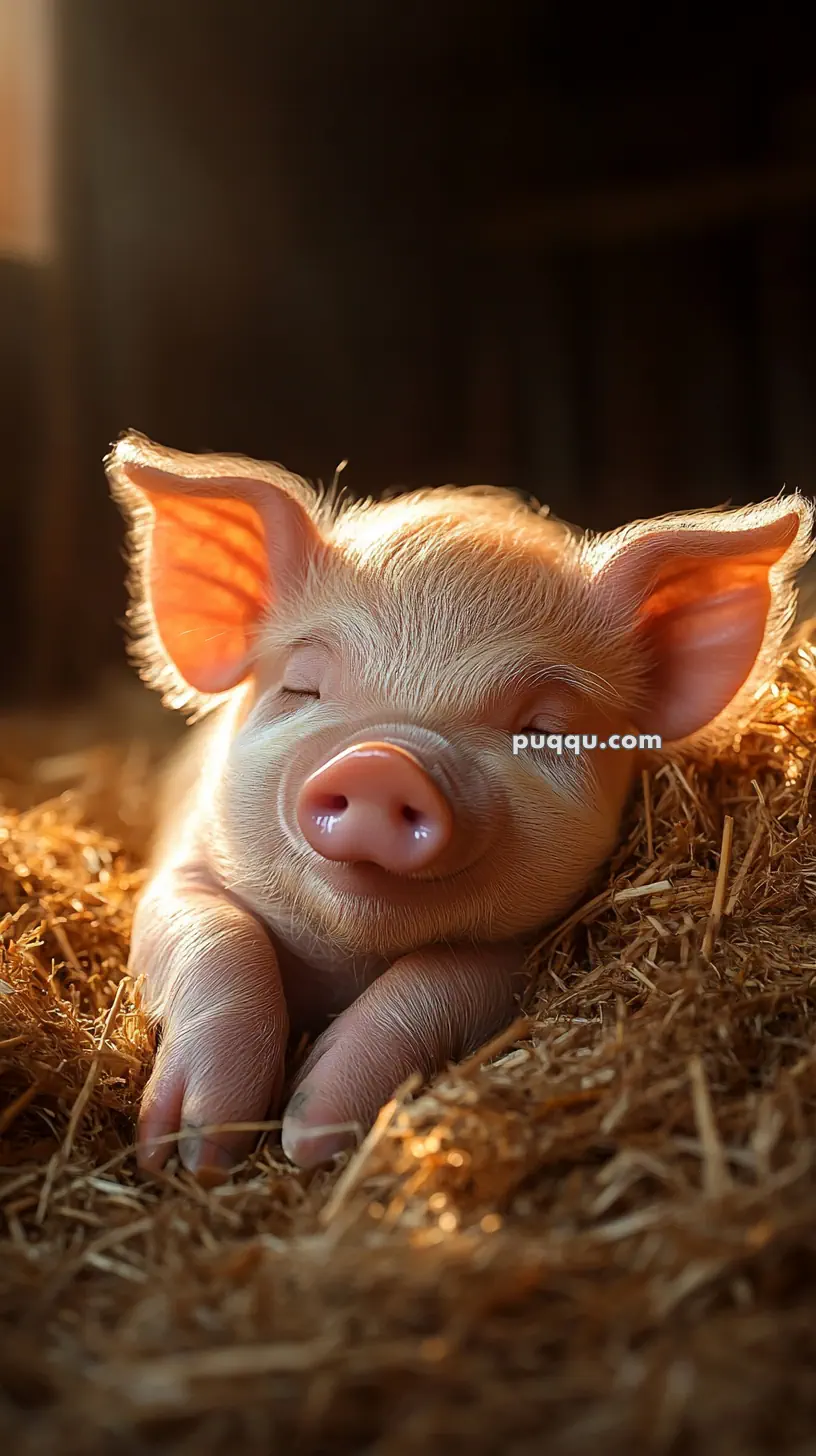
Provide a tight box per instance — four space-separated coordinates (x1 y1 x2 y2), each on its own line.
1 1 815 704
0 0 55 703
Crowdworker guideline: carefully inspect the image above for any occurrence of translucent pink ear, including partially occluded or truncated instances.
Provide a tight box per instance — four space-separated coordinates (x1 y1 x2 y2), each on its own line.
106 432 325 708
590 495 814 743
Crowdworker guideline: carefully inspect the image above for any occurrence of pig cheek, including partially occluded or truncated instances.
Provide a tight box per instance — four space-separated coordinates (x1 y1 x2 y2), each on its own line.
554 754 637 891
504 770 629 927
592 749 639 852
212 712 359 917
522 810 609 920
572 752 637 864
211 720 307 898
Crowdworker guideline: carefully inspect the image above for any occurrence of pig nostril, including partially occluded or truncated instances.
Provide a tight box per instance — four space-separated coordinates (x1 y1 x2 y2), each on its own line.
401 805 423 826
315 793 348 814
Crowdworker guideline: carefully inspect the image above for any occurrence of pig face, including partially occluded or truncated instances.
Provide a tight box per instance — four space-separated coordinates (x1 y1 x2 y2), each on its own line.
108 434 813 964
211 502 642 960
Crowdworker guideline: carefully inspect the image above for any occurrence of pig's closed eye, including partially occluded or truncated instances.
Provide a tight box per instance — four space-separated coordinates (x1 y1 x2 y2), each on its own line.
514 686 580 736
281 641 329 701
519 714 556 734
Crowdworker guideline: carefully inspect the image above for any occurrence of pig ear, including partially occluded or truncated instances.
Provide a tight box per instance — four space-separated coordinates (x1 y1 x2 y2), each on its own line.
106 431 326 710
590 495 814 743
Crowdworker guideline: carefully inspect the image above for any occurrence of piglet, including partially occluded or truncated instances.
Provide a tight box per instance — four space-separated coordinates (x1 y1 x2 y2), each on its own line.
106 432 813 1175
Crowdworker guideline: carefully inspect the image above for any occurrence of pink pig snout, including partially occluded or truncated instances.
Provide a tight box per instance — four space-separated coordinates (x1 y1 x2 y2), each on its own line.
296 741 454 874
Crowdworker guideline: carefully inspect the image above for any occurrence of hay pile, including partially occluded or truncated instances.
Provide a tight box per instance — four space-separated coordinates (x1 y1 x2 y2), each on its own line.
2 644 816 1456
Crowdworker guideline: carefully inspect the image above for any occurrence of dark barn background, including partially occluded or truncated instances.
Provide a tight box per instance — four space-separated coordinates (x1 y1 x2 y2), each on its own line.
2 1 816 707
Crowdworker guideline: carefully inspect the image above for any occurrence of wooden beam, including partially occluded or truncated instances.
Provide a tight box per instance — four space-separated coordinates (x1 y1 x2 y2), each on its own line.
18 0 82 701
0 0 55 264
482 164 816 250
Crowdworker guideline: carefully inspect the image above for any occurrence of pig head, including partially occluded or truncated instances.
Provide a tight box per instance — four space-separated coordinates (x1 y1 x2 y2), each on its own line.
107 432 813 1175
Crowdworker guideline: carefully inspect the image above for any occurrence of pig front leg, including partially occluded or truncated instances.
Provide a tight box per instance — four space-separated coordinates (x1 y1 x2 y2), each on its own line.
131 869 289 1178
280 942 528 1168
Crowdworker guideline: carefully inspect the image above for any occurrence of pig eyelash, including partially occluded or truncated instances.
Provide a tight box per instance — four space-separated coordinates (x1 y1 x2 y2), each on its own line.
518 720 560 736
280 686 321 701
514 715 573 737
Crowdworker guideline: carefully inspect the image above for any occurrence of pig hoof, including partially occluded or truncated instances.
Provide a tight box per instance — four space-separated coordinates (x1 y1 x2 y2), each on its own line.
178 1122 240 1178
280 1101 359 1170
190 1163 232 1190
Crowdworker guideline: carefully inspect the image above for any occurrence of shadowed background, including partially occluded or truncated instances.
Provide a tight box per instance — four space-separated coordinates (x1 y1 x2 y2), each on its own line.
1 0 815 706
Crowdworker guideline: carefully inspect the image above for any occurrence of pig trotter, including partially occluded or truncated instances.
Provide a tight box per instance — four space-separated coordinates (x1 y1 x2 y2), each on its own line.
280 942 528 1168
132 878 289 1179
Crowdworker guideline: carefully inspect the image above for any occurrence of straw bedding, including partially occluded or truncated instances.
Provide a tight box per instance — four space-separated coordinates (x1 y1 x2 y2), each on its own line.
2 641 816 1456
